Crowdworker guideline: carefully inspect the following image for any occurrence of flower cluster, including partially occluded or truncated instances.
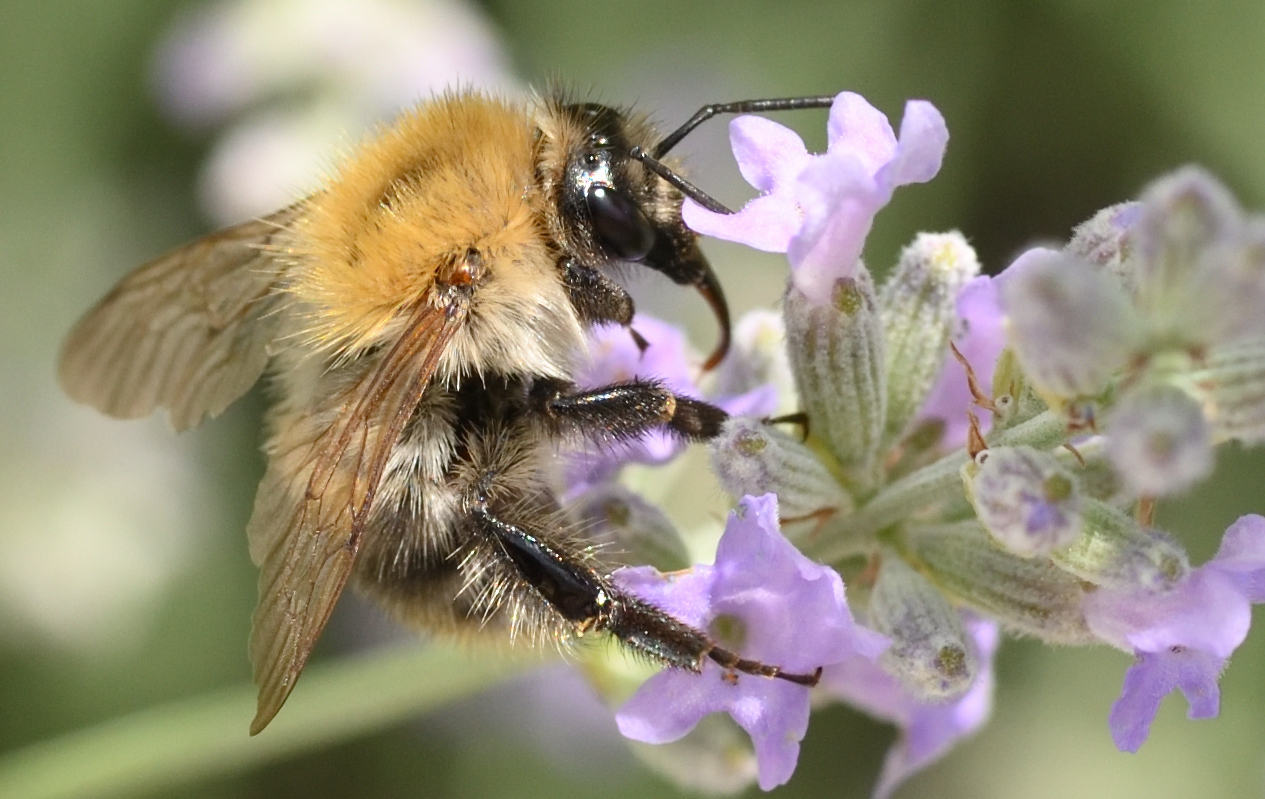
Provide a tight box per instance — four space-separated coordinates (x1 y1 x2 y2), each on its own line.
598 91 1265 796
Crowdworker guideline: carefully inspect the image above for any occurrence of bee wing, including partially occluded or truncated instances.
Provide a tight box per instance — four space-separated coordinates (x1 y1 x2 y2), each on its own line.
245 298 467 735
58 205 303 431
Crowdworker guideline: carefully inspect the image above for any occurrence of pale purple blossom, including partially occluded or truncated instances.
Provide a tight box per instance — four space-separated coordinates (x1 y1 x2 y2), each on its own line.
1083 514 1265 751
1108 648 1222 753
822 614 998 799
683 92 948 307
614 494 888 790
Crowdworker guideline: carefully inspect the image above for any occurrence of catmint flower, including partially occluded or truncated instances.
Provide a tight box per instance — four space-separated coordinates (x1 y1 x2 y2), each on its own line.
823 614 998 799
1083 515 1265 751
682 92 948 307
614 494 888 791
571 483 691 571
1065 201 1144 290
1053 501 1189 592
710 310 798 417
965 446 1082 557
1197 339 1265 445
1105 384 1213 497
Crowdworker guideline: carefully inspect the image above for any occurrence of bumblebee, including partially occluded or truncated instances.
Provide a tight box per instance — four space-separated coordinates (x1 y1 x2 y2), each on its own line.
59 90 835 733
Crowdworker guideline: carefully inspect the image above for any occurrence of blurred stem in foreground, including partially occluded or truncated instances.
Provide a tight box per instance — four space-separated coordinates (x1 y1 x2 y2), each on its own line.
0 644 542 799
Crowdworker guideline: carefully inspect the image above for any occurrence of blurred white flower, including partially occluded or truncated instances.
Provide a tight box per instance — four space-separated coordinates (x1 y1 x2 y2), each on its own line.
152 0 518 224
0 398 204 653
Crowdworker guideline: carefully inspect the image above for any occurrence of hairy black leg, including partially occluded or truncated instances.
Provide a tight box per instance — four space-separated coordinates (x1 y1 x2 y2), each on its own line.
529 378 728 442
560 258 636 327
466 490 820 685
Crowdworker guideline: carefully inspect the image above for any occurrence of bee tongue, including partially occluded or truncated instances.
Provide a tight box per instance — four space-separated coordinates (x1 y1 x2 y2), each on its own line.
695 264 731 371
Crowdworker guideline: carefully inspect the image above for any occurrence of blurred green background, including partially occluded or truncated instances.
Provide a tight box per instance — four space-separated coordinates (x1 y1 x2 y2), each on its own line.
4 1 1265 797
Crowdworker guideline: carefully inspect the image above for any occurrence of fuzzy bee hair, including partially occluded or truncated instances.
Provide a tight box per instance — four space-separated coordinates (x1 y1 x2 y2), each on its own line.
60 88 827 736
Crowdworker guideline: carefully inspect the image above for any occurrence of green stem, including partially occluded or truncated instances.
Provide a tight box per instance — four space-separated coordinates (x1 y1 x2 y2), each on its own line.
804 410 1068 564
0 644 542 799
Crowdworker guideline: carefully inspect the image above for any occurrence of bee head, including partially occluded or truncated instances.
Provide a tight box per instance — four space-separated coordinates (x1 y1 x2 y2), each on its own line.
540 100 730 370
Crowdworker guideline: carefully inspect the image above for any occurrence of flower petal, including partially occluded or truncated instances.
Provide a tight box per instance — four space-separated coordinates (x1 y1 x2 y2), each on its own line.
1108 648 1223 752
786 150 880 304
876 100 949 190
731 115 811 193
1209 514 1265 601
682 192 802 252
826 91 897 175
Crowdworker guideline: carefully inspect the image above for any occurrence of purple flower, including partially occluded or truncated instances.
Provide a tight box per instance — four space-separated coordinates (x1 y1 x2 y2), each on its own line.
915 274 1006 449
567 315 777 489
1083 514 1265 751
614 494 888 791
1107 649 1222 753
822 614 998 799
683 91 948 307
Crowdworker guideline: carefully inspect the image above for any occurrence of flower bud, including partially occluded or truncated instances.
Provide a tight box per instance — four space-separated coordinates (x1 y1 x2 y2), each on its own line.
1065 201 1143 291
572 484 691 571
1106 384 1212 497
909 521 1094 644
868 550 976 699
1049 499 1189 591
784 271 886 485
1001 248 1139 402
1133 167 1241 327
965 446 1082 557
879 232 981 443
709 417 853 522
1197 338 1265 445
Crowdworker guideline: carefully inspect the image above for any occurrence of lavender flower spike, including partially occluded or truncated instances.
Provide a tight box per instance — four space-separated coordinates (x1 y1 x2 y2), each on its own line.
683 92 948 307
614 494 888 791
1083 515 1265 751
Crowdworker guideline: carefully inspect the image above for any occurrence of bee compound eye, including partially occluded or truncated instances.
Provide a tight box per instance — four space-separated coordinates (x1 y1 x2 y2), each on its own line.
586 184 656 262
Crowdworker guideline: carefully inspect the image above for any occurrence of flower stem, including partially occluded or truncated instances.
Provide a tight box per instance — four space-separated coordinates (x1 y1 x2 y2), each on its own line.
805 411 1067 564
0 644 542 799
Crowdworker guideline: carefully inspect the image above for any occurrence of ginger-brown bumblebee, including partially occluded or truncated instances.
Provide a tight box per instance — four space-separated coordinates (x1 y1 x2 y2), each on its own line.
59 90 833 733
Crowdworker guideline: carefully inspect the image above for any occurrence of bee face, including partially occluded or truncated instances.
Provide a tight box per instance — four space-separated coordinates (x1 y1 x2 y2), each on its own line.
58 89 823 735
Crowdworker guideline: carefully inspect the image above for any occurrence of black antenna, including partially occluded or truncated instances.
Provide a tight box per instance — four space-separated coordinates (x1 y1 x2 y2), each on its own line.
628 146 733 214
653 95 837 158
629 95 838 216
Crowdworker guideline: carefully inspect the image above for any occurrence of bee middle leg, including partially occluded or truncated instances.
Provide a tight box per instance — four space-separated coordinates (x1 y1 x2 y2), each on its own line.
529 378 728 442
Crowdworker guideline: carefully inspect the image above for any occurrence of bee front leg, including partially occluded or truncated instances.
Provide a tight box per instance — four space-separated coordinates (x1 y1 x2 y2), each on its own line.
529 378 728 442
560 258 635 327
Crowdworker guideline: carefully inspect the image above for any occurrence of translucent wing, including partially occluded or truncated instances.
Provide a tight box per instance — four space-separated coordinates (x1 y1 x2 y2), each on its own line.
58 205 303 431
246 298 467 734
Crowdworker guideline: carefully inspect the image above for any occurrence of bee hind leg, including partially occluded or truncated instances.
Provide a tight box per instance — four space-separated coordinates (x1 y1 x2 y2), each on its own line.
466 475 820 686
